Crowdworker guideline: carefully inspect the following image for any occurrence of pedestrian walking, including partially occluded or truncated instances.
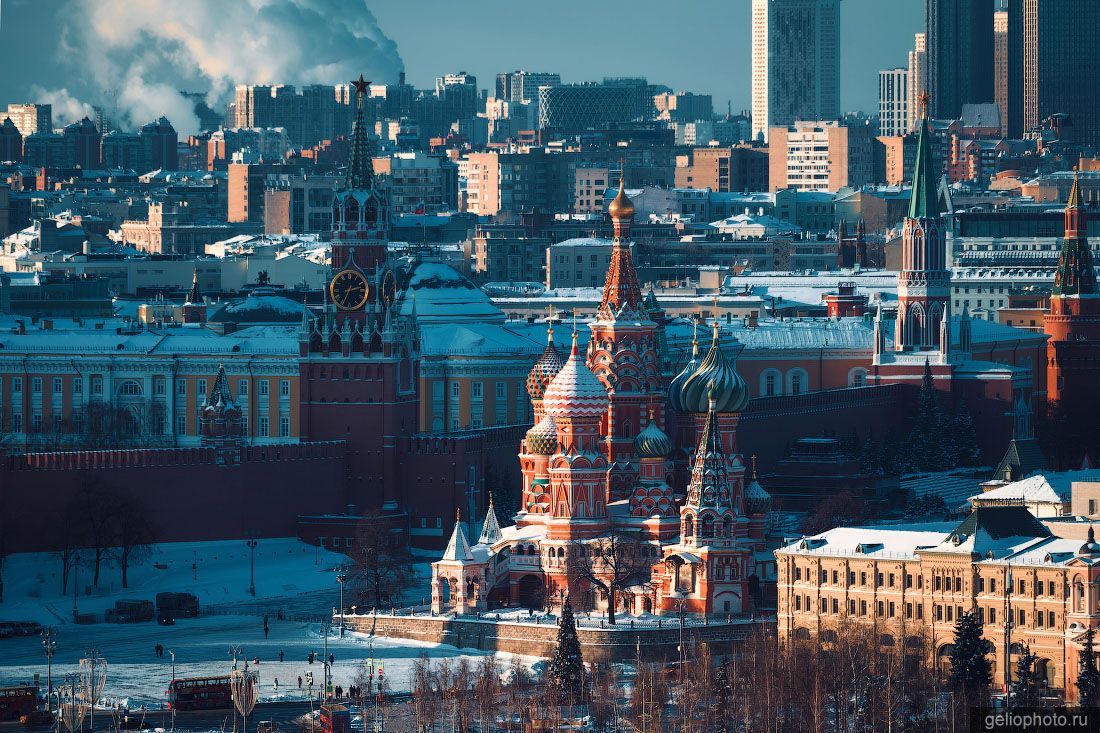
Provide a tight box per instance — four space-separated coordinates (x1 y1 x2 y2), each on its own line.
264 625 269 639
308 651 315 664
297 676 302 689
328 653 334 667
274 679 279 691
279 650 284 663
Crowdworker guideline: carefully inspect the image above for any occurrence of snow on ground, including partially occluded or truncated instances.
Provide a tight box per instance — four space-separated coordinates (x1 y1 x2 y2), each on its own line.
0 538 353 626
0 616 539 707
0 538 538 707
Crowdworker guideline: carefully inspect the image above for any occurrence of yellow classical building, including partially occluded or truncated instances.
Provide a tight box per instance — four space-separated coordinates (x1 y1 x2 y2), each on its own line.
776 505 1100 700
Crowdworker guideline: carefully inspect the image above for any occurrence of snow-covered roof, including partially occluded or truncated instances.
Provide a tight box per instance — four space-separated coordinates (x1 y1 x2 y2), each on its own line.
398 261 504 324
777 523 958 560
550 237 613 248
972 470 1100 505
208 292 306 324
419 322 545 357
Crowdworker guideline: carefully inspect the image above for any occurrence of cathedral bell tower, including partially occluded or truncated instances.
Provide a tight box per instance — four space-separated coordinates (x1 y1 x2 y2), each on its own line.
586 171 663 500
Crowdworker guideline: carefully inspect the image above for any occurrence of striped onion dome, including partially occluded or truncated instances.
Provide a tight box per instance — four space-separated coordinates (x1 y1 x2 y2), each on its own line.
525 414 559 455
678 320 748 414
745 479 772 514
634 418 672 459
525 325 565 400
542 330 609 419
667 319 700 412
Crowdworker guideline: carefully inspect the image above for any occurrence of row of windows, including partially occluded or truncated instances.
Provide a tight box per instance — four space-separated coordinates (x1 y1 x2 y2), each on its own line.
795 566 926 591
792 594 926 621
7 377 290 399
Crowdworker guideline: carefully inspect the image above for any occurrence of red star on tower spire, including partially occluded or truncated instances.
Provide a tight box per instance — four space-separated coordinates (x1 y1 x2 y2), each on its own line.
351 75 370 96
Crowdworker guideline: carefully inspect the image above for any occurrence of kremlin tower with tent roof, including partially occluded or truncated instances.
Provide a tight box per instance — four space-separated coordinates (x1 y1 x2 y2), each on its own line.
431 175 772 620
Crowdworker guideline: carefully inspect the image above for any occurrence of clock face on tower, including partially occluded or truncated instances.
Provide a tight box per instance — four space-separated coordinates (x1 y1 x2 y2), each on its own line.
381 269 397 305
329 269 369 311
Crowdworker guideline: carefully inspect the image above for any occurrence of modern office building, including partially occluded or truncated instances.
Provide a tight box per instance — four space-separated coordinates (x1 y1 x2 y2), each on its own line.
879 68 909 138
906 33 928 134
4 103 51 138
768 122 878 192
537 82 646 131
495 71 562 104
751 0 841 141
1022 0 1100 148
926 0 995 121
139 117 179 171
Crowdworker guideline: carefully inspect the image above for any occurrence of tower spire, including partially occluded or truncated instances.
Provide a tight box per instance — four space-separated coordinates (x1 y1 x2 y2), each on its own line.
908 93 939 220
1054 169 1097 296
346 74 375 191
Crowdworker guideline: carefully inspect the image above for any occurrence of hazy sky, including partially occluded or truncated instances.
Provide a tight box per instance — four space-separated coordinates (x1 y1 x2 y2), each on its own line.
369 0 925 114
0 0 924 129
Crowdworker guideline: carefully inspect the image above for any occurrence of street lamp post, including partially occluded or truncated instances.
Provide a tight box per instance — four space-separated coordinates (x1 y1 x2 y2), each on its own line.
336 569 349 637
42 628 56 702
246 535 258 597
72 567 79 621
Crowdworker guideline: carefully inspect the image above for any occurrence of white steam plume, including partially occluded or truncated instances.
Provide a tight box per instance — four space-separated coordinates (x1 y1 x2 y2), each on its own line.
56 0 404 135
29 86 96 128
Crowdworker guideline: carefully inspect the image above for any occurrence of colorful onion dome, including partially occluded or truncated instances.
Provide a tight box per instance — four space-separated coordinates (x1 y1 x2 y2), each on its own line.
608 174 635 220
525 414 559 455
542 328 609 419
667 318 700 412
634 417 673 459
677 320 749 414
525 321 565 400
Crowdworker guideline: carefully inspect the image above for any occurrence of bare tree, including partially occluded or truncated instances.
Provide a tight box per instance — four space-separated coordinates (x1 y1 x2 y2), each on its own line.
473 656 502 733
411 654 439 733
566 530 649 625
75 474 114 588
108 494 157 588
350 517 415 609
52 500 87 594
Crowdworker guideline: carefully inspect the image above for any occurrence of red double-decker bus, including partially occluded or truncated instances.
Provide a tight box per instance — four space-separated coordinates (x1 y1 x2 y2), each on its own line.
0 686 37 721
318 704 350 733
167 676 233 711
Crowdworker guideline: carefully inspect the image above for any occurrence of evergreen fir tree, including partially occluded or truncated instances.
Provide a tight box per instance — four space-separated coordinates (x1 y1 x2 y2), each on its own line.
949 610 992 693
858 435 881 476
1078 626 1100 708
1009 644 1044 708
547 595 585 706
950 403 982 467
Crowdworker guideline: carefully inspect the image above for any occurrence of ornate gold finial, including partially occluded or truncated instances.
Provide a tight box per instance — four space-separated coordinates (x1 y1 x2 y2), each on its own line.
751 454 758 480
918 91 930 118
456 508 461 523
712 296 721 341
547 304 554 342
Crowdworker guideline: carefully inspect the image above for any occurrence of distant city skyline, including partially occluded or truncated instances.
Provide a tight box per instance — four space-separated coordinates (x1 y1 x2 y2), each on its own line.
370 0 924 115
0 0 923 130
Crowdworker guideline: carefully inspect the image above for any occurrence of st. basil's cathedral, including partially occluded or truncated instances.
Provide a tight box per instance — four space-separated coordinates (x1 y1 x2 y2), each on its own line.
432 178 773 619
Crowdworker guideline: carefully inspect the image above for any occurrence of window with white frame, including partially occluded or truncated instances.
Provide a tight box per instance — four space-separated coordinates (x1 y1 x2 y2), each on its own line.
238 380 248 396
52 377 62 394
32 378 42 394
73 378 82 394
176 415 187 435
259 416 269 437
280 380 290 397
259 380 269 396
279 416 290 437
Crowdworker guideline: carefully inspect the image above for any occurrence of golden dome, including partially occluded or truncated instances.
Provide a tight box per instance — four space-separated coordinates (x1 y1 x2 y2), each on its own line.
608 176 634 219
